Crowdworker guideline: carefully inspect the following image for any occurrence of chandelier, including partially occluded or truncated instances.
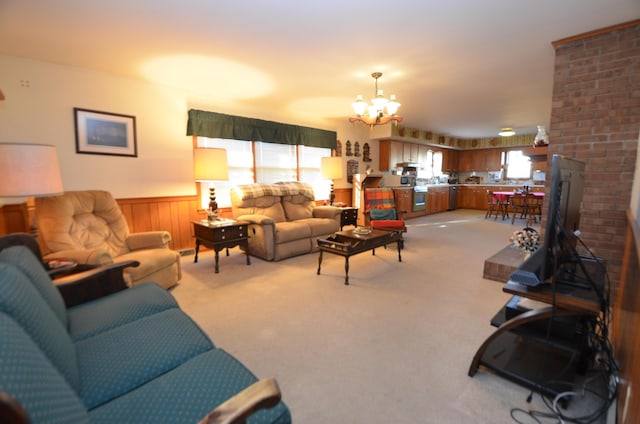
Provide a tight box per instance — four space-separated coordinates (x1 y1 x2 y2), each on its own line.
349 72 402 126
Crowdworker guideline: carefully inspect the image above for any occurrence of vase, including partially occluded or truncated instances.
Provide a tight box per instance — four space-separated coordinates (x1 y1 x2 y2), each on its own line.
523 252 531 261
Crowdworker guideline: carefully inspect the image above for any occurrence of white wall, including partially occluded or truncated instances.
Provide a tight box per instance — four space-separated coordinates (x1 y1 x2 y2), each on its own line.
0 54 373 203
0 55 193 202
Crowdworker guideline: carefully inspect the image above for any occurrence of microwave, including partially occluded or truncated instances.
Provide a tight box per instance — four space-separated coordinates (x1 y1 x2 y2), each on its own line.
384 175 411 186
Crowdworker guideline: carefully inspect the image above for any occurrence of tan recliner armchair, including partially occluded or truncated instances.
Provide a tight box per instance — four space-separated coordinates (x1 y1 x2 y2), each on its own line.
35 190 181 289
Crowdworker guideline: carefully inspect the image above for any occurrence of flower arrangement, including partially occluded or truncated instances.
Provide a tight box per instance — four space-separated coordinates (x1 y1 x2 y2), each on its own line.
511 227 540 253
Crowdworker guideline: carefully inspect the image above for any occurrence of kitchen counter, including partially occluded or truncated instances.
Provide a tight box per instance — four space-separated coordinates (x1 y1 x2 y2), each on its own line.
384 183 545 191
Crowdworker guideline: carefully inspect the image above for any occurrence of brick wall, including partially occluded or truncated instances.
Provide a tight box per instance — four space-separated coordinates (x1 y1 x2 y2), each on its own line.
549 20 640 300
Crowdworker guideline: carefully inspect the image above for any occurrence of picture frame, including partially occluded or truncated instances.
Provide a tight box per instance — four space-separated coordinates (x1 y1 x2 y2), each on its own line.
74 108 137 157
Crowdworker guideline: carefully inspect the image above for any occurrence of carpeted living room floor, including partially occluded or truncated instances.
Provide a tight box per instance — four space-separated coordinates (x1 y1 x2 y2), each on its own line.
170 209 610 423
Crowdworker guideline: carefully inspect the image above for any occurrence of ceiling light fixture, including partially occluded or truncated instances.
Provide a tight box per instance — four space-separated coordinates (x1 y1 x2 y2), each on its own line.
349 72 402 126
498 128 516 137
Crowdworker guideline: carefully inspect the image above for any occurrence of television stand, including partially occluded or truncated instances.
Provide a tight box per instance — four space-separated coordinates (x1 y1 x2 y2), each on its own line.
468 265 604 400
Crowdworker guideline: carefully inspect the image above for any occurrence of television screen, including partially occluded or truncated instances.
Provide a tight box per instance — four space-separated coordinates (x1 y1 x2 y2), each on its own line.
509 154 586 288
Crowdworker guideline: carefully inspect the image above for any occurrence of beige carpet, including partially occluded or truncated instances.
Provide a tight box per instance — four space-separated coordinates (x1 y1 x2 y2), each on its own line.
171 210 609 423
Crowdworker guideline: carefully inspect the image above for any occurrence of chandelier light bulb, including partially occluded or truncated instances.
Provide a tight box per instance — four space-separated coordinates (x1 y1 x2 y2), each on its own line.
349 72 403 126
352 95 367 116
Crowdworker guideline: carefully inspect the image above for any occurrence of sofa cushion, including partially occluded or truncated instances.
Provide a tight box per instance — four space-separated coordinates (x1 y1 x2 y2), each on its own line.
36 190 131 258
274 221 312 243
0 312 90 424
88 349 291 424
0 245 68 327
281 194 314 221
296 217 339 237
116 248 181 285
0 262 81 392
76 308 214 409
67 282 178 342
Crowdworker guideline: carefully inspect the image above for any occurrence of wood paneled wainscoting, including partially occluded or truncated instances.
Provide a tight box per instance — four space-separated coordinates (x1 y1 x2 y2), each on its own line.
613 209 640 423
116 195 203 253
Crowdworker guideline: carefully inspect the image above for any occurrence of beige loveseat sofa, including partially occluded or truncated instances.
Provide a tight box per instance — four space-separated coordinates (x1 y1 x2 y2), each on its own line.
230 182 341 261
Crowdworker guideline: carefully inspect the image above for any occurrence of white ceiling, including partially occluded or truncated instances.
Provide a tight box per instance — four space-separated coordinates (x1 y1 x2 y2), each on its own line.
1 0 639 138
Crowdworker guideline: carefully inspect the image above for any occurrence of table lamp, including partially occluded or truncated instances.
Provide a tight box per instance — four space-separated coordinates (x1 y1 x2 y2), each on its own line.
321 156 343 205
0 143 64 233
194 148 229 221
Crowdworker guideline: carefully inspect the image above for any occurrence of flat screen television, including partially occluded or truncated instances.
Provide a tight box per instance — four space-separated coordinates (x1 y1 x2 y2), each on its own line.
509 154 587 288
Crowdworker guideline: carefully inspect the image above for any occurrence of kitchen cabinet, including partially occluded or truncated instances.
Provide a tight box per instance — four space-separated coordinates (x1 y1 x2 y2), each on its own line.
459 186 485 209
457 149 502 172
426 187 449 214
442 149 458 172
485 150 502 171
393 187 416 218
379 140 404 171
402 143 419 163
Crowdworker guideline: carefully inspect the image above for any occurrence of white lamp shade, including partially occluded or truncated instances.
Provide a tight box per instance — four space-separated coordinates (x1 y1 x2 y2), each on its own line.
321 156 343 180
0 143 64 197
194 148 229 181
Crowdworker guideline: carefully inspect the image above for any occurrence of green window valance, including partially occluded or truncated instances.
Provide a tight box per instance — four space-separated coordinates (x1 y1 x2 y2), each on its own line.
186 109 337 149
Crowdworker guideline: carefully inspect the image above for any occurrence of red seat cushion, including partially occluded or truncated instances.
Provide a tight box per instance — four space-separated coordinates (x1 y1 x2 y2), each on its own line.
371 220 405 229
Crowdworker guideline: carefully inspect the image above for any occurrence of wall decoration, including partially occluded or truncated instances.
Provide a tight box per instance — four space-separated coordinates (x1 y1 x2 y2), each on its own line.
336 140 342 157
424 131 433 140
438 136 445 145
345 140 353 156
363 143 371 162
347 159 359 184
74 108 137 157
354 141 360 157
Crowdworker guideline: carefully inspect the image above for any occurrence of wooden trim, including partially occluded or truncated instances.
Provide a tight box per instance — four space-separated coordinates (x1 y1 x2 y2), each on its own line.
613 209 640 423
552 19 640 48
116 195 201 252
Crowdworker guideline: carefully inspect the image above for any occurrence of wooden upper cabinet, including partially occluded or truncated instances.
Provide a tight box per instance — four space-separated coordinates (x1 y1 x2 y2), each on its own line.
457 149 502 172
442 149 458 172
484 149 502 171
402 143 419 163
379 140 404 171
457 150 474 172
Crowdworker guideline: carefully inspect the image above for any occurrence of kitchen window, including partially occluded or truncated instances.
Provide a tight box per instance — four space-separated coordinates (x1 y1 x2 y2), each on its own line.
505 150 531 179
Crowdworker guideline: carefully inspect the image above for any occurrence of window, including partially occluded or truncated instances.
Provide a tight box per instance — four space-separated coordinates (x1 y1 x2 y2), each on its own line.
255 142 297 183
196 137 330 208
433 151 443 176
416 150 443 179
505 150 531 179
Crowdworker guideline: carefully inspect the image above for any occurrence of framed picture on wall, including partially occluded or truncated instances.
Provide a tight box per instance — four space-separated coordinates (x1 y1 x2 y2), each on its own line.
74 108 137 157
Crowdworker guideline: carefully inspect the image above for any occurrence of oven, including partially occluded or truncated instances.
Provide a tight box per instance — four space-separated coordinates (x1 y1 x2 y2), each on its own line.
413 186 427 212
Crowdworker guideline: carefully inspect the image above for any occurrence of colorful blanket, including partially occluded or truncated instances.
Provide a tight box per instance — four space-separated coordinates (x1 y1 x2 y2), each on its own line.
364 188 396 211
233 181 315 201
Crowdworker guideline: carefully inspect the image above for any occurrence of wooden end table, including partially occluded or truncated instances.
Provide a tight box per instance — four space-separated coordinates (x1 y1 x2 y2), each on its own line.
192 219 250 273
339 207 358 230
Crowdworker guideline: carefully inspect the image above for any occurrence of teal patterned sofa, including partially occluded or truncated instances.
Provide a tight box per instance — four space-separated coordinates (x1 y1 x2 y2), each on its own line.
0 242 291 424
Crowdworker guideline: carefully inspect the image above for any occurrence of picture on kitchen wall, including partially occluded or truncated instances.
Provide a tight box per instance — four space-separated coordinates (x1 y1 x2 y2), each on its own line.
74 108 137 157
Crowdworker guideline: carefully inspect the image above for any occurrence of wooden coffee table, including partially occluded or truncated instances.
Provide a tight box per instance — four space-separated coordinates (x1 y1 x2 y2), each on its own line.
316 229 402 285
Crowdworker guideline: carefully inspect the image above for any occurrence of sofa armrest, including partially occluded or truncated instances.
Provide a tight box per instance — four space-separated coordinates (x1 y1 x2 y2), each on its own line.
312 205 341 219
236 214 275 226
126 231 172 250
198 378 282 424
54 260 140 307
43 248 113 265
